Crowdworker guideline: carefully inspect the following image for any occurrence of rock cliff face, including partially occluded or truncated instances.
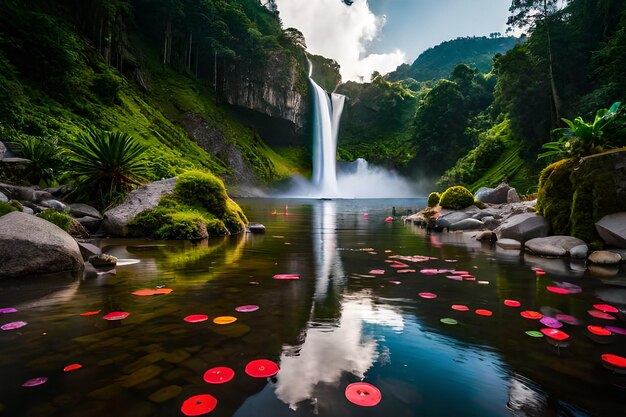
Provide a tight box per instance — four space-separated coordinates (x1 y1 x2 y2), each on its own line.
221 50 309 133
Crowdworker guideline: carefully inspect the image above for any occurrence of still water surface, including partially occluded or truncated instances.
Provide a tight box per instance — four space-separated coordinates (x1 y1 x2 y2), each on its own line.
1 198 625 417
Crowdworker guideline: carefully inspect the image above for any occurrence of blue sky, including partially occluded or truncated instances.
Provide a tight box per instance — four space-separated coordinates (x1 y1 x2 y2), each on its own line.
275 0 515 82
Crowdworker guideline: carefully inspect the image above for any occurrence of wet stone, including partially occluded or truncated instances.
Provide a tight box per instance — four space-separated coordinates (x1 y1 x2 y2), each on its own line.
119 365 164 388
164 349 191 364
118 400 157 417
148 385 183 403
98 353 131 367
180 357 207 373
135 343 163 353
88 383 125 400
122 352 169 374
135 377 163 391
162 367 194 383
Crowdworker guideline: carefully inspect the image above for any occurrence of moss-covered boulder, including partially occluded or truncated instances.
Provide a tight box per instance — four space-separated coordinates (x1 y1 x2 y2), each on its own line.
427 192 440 207
439 186 475 210
537 148 626 248
130 170 247 240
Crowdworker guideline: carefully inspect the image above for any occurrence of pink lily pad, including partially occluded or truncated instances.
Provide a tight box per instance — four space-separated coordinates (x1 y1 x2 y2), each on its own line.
397 269 416 273
389 262 410 268
385 217 394 222
546 286 570 295
0 308 17 314
555 314 579 325
184 314 209 323
588 310 616 320
593 304 618 314
451 271 470 275
389 280 402 285
235 305 259 313
369 270 385 275
22 377 48 387
446 275 463 281
419 292 437 299
273 274 300 280
606 326 626 336
102 311 130 321
540 316 563 329
541 328 569 341
451 304 470 312
1 321 27 330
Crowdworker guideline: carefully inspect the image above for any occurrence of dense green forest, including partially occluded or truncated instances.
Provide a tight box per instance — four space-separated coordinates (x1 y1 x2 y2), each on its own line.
339 0 626 194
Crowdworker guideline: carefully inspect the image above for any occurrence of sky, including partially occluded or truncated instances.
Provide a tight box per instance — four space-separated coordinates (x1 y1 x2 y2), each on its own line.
274 0 516 82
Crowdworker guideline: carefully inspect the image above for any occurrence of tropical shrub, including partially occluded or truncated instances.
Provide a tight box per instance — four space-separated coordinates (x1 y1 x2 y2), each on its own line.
427 192 440 207
62 128 150 209
11 135 63 185
36 209 71 231
439 186 475 210
539 102 624 160
0 201 18 216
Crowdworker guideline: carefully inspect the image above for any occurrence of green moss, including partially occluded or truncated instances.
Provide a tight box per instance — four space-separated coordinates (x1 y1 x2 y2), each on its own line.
536 158 576 235
36 209 71 231
0 201 18 216
175 170 229 217
427 192 440 207
9 199 23 211
439 186 474 210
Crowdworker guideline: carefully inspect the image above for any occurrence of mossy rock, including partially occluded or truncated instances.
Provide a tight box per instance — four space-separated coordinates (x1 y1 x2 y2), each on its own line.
536 158 576 235
0 201 18 217
427 192 440 208
439 186 474 210
36 209 71 232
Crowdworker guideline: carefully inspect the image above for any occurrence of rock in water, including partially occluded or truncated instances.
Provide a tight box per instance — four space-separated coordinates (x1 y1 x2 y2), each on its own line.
0 212 83 278
448 218 484 231
588 251 622 265
524 236 586 258
102 178 176 236
494 213 550 242
69 203 102 219
496 238 522 250
595 212 626 249
88 254 117 268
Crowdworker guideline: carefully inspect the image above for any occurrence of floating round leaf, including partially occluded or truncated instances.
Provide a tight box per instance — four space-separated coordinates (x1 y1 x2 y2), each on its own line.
452 271 469 275
440 318 458 325
397 269 416 274
203 367 235 384
22 377 48 387
446 275 463 281
213 316 237 325
540 328 569 341
601 354 626 369
345 382 382 407
475 309 493 317
593 304 618 314
132 289 157 296
0 308 17 314
463 276 476 281
184 314 208 323
546 286 570 295
1 321 27 330
245 359 279 378
555 314 579 325
588 310 616 320
520 311 543 320
63 363 82 372
588 326 612 336
419 292 437 299
526 330 544 338
504 300 521 307
605 326 626 336
273 274 300 280
103 311 130 321
154 288 173 295
419 269 439 275
181 394 217 416
540 317 563 329
369 270 385 275
80 310 101 316
235 305 259 313
451 304 470 312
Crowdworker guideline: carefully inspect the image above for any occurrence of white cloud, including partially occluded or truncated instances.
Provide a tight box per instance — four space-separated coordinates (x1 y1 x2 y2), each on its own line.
275 0 406 82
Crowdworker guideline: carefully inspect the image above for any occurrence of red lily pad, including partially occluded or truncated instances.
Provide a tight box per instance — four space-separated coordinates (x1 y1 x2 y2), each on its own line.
345 382 382 407
601 354 626 369
475 309 493 317
1 321 27 330
203 367 235 384
245 359 279 378
419 292 437 299
369 270 385 275
504 300 521 307
181 394 217 416
520 310 543 320
103 311 130 321
451 271 469 275
21 377 48 387
184 314 209 323
451 304 470 312
588 326 612 336
588 310 616 320
63 363 82 372
154 288 173 295
273 274 300 280
235 305 259 313
132 289 157 296
80 310 101 316
540 328 569 341
593 304 618 314
463 276 476 281
546 286 570 295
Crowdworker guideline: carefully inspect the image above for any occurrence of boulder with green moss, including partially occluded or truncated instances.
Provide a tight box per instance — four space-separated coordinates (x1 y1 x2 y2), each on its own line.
427 192 440 207
129 170 247 240
439 186 475 210
537 149 626 248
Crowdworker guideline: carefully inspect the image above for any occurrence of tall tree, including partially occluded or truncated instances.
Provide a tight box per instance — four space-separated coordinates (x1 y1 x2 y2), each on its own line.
508 0 564 123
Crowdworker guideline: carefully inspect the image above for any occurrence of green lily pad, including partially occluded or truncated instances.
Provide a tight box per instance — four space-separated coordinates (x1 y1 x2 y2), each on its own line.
526 330 544 338
440 318 458 325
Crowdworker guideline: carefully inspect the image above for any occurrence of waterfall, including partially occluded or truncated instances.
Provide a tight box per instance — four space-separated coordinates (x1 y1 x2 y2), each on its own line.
309 63 345 198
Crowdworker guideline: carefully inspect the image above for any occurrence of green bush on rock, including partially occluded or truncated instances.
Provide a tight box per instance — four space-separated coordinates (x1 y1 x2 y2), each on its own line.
536 159 575 235
439 186 475 210
130 170 247 240
36 209 71 232
427 192 440 207
0 201 18 217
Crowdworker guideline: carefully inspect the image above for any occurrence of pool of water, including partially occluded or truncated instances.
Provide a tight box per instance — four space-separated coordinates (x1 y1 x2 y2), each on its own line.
1 198 625 417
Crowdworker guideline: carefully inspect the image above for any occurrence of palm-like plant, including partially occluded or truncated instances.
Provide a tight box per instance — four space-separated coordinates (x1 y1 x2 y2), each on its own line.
11 135 63 185
63 128 150 209
539 102 623 160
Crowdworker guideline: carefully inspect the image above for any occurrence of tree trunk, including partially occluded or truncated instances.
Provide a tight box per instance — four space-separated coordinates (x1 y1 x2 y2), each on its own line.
544 0 561 124
187 31 193 71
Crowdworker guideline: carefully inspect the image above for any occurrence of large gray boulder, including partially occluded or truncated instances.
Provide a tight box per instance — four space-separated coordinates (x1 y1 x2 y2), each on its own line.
494 212 550 242
595 212 626 249
69 203 102 219
449 218 484 231
475 183 512 204
524 236 587 258
0 212 83 278
436 211 472 228
0 191 8 203
102 178 176 236
496 238 522 250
